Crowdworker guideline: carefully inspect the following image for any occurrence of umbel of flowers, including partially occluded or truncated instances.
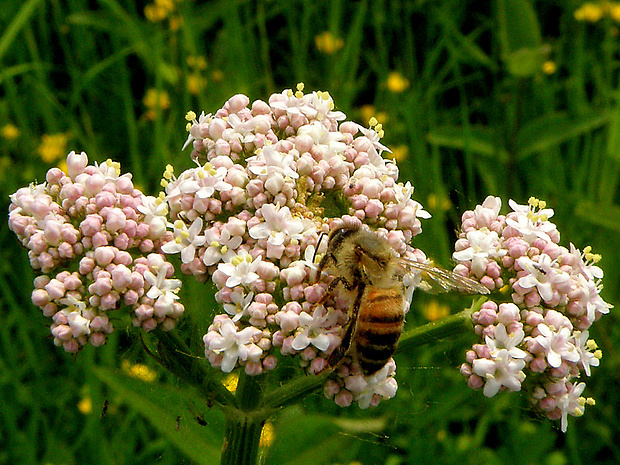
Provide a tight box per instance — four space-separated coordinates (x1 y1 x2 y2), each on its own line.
8 154 184 352
454 196 612 432
161 83 430 408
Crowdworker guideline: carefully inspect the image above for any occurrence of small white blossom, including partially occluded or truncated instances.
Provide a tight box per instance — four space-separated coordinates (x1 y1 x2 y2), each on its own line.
534 323 580 368
206 318 262 372
217 250 262 288
161 218 207 264
249 204 305 247
223 291 255 322
472 349 527 397
291 306 334 352
453 228 506 276
516 254 570 302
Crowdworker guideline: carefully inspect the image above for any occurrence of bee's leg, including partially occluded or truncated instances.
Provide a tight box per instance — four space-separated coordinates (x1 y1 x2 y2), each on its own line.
314 251 334 283
326 283 365 371
316 275 350 305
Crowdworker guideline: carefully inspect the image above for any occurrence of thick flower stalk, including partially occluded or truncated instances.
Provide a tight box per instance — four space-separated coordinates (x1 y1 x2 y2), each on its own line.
455 196 612 431
8 153 184 352
164 83 431 408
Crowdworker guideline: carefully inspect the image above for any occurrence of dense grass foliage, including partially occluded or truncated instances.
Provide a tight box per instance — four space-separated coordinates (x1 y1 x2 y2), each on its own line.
1 0 619 464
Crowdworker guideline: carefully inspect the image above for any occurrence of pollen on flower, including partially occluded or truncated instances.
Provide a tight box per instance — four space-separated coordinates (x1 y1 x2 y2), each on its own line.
186 111 197 121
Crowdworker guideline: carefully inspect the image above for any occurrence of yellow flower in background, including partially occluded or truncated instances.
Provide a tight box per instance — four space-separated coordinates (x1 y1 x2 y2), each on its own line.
37 133 69 163
427 193 452 212
144 0 176 22
359 105 388 127
542 60 557 75
609 3 620 21
390 144 408 162
187 73 207 95
211 69 224 82
315 31 344 55
422 299 450 322
1 123 20 140
574 2 605 22
187 55 208 70
387 71 410 93
121 360 157 382
143 88 170 120
78 396 92 415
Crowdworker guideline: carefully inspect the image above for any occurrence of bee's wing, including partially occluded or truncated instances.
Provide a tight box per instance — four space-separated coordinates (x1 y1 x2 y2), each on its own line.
399 257 490 295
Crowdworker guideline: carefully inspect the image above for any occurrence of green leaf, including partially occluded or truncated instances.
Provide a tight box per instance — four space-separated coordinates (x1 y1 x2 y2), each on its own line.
497 0 545 77
264 407 369 465
426 125 509 161
92 367 222 464
575 201 620 232
0 0 45 62
516 111 610 161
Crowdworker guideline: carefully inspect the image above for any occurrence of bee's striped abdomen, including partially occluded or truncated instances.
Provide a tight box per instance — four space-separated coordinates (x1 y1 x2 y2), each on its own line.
354 286 405 375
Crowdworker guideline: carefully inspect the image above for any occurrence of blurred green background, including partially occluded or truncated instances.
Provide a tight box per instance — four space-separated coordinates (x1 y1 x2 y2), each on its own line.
1 0 619 464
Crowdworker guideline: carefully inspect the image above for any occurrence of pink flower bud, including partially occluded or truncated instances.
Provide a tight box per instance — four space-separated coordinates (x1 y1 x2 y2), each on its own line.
84 173 105 196
94 246 115 266
89 276 112 296
227 94 250 113
80 214 103 237
67 151 89 178
32 289 51 306
334 390 353 407
45 279 65 300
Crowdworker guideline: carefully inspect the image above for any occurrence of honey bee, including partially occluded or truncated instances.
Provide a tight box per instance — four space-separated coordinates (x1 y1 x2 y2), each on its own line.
316 225 489 375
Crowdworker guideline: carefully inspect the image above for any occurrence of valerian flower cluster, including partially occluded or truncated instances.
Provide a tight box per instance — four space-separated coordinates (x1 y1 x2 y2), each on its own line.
454 196 612 431
8 153 184 352
162 84 430 408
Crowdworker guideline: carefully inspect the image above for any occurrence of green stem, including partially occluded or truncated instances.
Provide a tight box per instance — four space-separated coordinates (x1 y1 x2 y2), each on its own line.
220 373 266 465
397 297 486 353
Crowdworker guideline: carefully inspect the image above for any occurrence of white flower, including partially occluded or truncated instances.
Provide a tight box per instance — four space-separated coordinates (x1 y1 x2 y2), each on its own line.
58 296 91 338
568 244 604 281
182 111 212 150
355 123 392 158
178 165 232 199
206 318 262 372
453 228 506 276
297 121 347 158
247 145 299 180
203 226 243 266
472 349 526 397
270 88 317 119
485 323 527 360
161 218 207 264
534 323 580 368
303 91 346 121
575 274 613 323
506 199 556 243
223 291 255 322
291 306 334 352
249 204 305 247
144 265 182 307
573 330 601 377
345 363 398 409
138 195 169 238
557 382 587 433
516 254 570 302
217 249 262 288
473 196 502 226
